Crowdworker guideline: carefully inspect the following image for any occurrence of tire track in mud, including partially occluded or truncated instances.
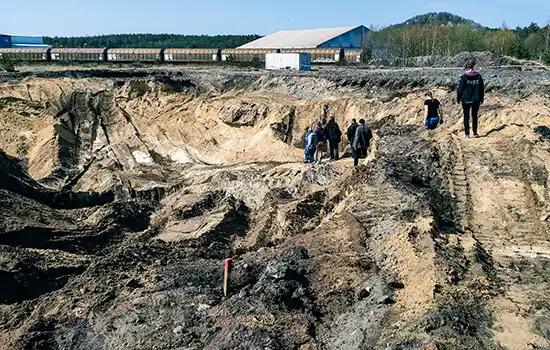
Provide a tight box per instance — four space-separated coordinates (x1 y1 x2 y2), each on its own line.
464 138 550 261
450 134 550 349
447 136 472 234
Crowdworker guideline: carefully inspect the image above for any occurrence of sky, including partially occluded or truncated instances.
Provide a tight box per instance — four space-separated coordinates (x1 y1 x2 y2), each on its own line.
2 0 549 37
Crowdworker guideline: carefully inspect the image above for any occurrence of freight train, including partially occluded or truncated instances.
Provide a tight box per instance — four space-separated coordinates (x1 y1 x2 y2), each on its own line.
0 47 362 64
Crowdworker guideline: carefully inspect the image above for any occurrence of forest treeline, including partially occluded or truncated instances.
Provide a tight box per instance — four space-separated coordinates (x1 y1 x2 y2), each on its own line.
368 21 550 65
44 34 261 49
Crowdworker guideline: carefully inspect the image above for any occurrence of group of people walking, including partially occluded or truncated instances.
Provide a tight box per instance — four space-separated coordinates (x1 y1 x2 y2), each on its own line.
304 117 372 167
304 117 342 164
304 59 485 165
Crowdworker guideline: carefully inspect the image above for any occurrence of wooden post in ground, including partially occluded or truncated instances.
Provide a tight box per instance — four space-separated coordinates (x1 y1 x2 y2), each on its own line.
223 258 232 297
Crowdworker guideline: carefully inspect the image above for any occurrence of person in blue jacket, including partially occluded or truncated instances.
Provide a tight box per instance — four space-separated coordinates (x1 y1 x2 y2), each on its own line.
304 126 318 163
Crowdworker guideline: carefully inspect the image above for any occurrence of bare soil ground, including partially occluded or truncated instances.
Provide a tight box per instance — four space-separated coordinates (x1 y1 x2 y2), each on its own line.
0 66 549 350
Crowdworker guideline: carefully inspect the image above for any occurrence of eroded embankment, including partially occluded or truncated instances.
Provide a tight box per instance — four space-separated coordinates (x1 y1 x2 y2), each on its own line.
0 68 549 350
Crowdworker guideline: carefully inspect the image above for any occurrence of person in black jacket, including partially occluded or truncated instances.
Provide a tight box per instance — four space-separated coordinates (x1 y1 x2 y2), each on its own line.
352 119 373 167
314 119 327 162
326 116 342 160
457 59 485 138
347 119 358 144
424 91 444 130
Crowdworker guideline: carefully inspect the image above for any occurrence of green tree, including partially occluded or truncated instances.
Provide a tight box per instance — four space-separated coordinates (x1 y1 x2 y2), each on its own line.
524 32 545 59
0 57 15 72
487 25 516 55
508 39 529 59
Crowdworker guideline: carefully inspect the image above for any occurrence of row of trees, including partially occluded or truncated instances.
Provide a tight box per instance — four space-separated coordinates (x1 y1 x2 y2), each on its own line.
44 34 261 49
367 22 550 65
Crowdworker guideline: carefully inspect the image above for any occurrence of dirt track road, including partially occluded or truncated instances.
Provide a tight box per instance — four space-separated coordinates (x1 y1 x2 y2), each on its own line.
447 130 550 349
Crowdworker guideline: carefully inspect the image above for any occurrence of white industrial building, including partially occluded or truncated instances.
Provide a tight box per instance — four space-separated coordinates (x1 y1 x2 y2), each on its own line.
265 52 311 71
238 25 369 49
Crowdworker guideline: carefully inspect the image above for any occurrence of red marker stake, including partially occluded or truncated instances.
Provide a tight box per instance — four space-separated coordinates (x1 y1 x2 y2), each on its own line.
224 258 232 297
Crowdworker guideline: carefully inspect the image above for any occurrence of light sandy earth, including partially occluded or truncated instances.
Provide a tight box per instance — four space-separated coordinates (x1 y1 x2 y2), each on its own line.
0 66 549 349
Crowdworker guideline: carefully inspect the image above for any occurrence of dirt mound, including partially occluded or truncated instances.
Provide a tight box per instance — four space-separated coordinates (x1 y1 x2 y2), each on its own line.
0 67 550 349
367 51 545 69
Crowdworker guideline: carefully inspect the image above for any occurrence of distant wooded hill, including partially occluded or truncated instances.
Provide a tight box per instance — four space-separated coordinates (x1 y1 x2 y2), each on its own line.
389 12 483 28
368 13 550 65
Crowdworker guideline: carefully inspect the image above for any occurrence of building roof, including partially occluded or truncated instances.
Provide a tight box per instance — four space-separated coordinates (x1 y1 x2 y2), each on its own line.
0 48 50 53
0 33 43 37
238 25 364 49
11 44 51 49
108 48 161 54
51 48 105 53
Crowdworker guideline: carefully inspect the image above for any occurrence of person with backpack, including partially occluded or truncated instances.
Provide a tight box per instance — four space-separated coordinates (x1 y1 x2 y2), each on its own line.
326 116 342 160
457 59 485 138
304 126 317 163
314 119 327 163
424 91 444 130
352 119 373 167
347 119 358 144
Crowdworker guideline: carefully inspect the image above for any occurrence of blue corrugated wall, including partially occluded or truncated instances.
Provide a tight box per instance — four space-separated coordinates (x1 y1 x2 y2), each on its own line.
0 36 12 48
318 26 369 49
11 35 44 45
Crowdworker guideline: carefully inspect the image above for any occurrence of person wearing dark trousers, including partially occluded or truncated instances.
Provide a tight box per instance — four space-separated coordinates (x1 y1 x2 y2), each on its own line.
314 119 327 162
457 59 484 138
463 102 480 137
347 119 358 144
326 116 342 160
424 91 444 130
353 148 363 167
304 126 317 163
352 119 373 167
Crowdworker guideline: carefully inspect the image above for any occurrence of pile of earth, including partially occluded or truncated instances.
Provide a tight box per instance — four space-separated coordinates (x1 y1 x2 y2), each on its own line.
366 51 549 70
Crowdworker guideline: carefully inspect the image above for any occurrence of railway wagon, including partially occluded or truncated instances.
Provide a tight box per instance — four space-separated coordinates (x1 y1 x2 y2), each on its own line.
107 48 163 62
281 48 344 64
344 49 362 64
51 48 107 62
0 48 50 61
221 49 278 62
164 48 220 63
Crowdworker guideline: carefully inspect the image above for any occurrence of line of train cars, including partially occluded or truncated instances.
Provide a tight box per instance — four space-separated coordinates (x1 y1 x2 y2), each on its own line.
0 47 362 65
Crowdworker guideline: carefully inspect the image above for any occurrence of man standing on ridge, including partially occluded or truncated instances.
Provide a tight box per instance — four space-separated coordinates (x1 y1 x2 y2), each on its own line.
457 59 484 138
326 116 342 160
352 119 372 167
